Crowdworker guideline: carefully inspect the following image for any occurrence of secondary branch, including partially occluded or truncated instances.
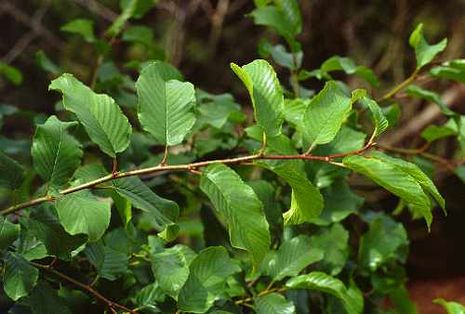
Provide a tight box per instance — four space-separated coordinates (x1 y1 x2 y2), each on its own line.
31 262 136 313
1 143 377 216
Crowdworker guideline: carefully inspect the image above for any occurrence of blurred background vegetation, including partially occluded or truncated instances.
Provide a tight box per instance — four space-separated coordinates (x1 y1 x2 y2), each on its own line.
1 1 465 312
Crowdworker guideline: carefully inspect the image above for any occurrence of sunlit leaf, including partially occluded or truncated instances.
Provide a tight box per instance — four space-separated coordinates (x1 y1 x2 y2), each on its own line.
255 293 296 314
231 59 284 138
61 19 95 43
409 23 447 69
358 213 408 272
151 244 196 298
178 247 241 312
261 235 323 281
3 253 39 301
303 81 353 150
136 61 196 146
286 272 363 314
31 116 82 189
434 298 465 314
49 74 132 157
200 164 270 265
55 191 111 241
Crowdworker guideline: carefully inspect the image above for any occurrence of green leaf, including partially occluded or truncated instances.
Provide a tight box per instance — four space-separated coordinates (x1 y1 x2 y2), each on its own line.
111 177 179 230
247 127 324 224
178 246 241 313
409 23 447 69
122 25 154 47
303 81 353 150
248 180 283 229
55 191 111 241
430 59 465 83
309 224 349 275
370 152 445 211
35 50 61 75
72 163 108 185
358 213 408 272
434 298 465 314
231 59 284 137
0 151 24 190
389 285 418 314
0 62 23 85
49 74 132 157
283 98 309 127
360 97 389 136
406 85 455 116
306 56 379 86
151 244 196 298
16 228 48 261
316 125 367 156
286 272 363 314
120 0 157 19
455 166 465 184
383 103 401 128
0 216 20 250
136 61 196 146
22 281 71 314
110 191 132 226
250 0 302 47
28 206 87 259
85 241 128 280
258 159 324 224
107 0 137 37
195 90 244 130
310 181 363 225
3 253 39 301
61 19 95 43
31 116 82 189
421 125 457 142
343 152 440 228
261 235 324 281
132 283 164 312
200 164 270 265
262 43 302 70
255 293 296 314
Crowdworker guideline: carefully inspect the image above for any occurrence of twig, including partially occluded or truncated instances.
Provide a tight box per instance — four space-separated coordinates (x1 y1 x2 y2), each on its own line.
1 0 54 63
2 32 37 64
377 68 420 102
111 158 118 175
382 84 465 146
235 287 287 305
0 1 60 50
377 144 456 170
208 0 229 54
30 262 136 313
70 0 118 22
159 146 169 166
1 143 377 215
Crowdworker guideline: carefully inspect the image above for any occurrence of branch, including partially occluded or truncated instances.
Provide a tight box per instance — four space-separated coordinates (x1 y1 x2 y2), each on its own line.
235 286 287 305
1 142 377 215
0 1 60 50
31 262 136 313
377 68 420 102
1 0 53 63
377 144 456 170
381 84 465 146
70 0 118 22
